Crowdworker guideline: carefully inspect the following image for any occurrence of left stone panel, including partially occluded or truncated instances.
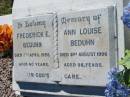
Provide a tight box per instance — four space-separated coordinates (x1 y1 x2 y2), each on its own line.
13 14 54 83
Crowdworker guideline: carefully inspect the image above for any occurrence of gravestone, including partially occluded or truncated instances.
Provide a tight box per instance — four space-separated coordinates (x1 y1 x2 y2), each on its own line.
13 6 117 86
13 0 124 96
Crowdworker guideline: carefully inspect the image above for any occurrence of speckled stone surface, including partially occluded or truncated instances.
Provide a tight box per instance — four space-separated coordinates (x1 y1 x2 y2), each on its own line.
0 58 22 97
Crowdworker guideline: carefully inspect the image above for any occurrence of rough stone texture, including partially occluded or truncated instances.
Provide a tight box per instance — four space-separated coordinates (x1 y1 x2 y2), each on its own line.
0 58 21 97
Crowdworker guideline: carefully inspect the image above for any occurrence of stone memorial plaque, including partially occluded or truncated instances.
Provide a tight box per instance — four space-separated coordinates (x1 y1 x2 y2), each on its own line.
13 6 117 87
58 7 117 86
13 14 54 83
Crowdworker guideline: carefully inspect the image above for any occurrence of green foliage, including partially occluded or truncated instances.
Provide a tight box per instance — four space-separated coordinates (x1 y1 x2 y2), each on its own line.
118 50 130 87
119 50 130 69
0 0 13 16
117 70 125 84
123 68 130 87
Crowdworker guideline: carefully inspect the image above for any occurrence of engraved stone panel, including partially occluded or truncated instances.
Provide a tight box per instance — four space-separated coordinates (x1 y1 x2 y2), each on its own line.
13 14 54 83
58 7 117 86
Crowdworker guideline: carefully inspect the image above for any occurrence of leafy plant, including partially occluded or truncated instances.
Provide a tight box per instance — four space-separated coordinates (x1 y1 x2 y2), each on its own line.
119 50 130 87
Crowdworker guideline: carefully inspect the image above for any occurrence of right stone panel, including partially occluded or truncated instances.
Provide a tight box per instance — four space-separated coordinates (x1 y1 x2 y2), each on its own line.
58 6 117 86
